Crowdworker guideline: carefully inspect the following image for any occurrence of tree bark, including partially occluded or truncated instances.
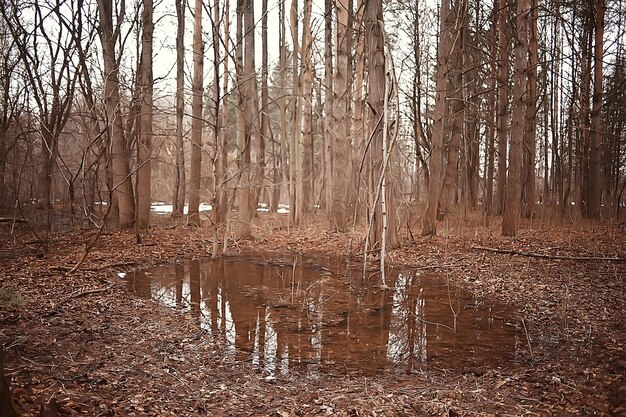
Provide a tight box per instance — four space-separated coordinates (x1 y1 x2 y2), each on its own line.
521 0 537 219
136 0 153 229
323 0 334 214
97 0 135 228
495 0 509 216
189 0 204 225
437 0 467 220
589 0 605 219
235 0 258 237
172 0 186 217
422 0 452 236
332 0 350 231
300 0 313 216
365 0 398 250
502 0 529 237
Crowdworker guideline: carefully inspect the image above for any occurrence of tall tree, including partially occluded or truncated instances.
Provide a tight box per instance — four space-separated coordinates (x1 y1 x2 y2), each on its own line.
422 0 452 236
323 0 333 213
495 0 510 215
588 0 605 218
172 0 186 217
521 0 537 219
289 0 302 225
97 0 135 228
332 0 351 231
300 0 314 215
136 0 154 229
235 0 258 237
502 0 529 237
437 0 467 220
364 0 398 250
188 0 204 225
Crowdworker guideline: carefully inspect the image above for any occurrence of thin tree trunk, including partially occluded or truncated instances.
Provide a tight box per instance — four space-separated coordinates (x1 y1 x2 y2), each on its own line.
333 0 350 231
323 0 333 214
218 0 230 224
289 0 300 226
521 0 537 219
188 0 204 225
235 0 258 237
495 0 509 216
589 0 605 219
437 1 466 220
364 0 397 250
422 0 451 236
278 0 289 216
300 0 313 215
136 0 153 229
261 0 271 211
172 0 186 217
502 0 529 237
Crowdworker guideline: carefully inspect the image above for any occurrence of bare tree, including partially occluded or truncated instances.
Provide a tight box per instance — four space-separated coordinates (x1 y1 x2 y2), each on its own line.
235 0 258 237
2 0 86 230
495 0 509 216
172 0 186 217
588 0 605 218
422 0 452 236
97 0 135 228
332 0 351 231
502 0 530 237
188 0 204 225
136 0 154 229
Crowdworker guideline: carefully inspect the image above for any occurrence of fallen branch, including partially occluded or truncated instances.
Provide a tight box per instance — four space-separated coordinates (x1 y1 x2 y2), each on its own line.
0 217 27 223
472 245 625 262
43 285 113 316
51 260 137 273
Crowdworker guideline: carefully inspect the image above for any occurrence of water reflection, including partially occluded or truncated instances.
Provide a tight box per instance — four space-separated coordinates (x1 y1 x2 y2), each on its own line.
127 258 519 376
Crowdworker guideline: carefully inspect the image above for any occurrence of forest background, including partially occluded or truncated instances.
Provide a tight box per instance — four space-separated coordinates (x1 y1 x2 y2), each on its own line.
0 0 625 248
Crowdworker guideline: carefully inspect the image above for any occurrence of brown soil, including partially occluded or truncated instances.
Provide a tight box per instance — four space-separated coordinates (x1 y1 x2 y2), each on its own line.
1 215 625 416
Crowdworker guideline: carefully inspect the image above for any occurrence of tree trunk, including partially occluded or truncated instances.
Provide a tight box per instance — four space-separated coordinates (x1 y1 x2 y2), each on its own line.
502 0 529 237
172 0 186 217
97 0 135 228
578 6 593 216
323 0 333 214
136 0 153 230
188 0 204 225
298 0 313 217
485 0 498 217
235 0 258 237
364 0 398 251
218 0 231 224
589 0 605 219
521 0 537 219
437 1 467 220
261 0 271 211
278 0 289 215
289 0 300 226
332 0 350 231
422 0 452 236
495 0 509 216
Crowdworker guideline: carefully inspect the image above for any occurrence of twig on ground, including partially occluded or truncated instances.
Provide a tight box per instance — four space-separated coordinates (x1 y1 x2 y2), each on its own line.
43 285 113 316
472 246 625 262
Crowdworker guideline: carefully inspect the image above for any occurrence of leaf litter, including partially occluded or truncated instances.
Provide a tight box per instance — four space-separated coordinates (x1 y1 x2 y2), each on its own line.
0 216 624 416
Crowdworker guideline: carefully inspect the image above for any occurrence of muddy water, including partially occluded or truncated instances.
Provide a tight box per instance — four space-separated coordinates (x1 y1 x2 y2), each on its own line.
128 257 521 377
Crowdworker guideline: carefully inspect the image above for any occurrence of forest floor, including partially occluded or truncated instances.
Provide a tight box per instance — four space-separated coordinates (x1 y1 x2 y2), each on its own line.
0 213 625 416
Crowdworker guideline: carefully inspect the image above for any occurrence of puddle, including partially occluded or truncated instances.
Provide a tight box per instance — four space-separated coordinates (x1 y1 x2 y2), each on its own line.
127 257 522 377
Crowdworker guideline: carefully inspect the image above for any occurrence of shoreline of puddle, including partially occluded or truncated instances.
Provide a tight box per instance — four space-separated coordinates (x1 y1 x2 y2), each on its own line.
125 255 522 378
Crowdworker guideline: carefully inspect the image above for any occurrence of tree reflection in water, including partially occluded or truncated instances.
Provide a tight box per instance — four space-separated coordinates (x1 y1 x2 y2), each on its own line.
128 257 518 376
